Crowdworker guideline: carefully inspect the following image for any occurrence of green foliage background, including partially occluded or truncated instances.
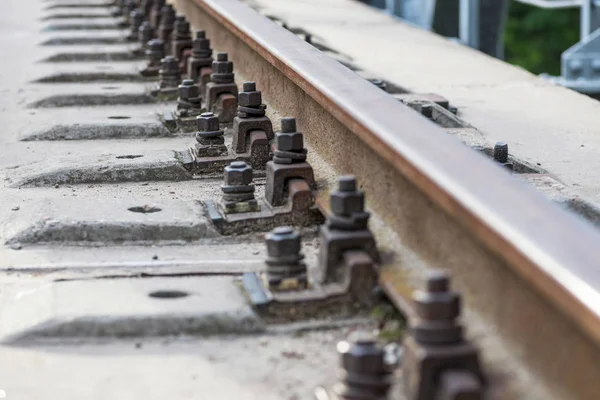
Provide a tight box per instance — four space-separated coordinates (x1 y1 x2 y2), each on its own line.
504 3 580 75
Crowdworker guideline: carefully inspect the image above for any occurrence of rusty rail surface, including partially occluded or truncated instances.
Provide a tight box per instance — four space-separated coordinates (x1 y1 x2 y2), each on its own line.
186 0 600 345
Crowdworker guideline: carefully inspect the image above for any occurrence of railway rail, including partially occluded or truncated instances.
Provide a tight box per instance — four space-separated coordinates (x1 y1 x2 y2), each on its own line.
1 0 600 398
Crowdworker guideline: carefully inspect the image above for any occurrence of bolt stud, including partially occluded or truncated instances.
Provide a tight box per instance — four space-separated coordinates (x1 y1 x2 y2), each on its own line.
158 55 181 89
237 81 266 119
332 331 392 400
265 226 307 290
145 38 165 67
210 53 235 84
493 142 509 163
191 30 212 59
273 117 306 164
194 112 226 157
220 161 258 213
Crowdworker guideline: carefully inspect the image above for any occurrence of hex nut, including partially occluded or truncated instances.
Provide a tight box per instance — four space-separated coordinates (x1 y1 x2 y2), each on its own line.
238 91 262 107
265 227 301 258
147 39 165 54
493 142 509 163
224 162 253 186
276 132 303 152
197 112 220 132
337 337 385 375
176 20 190 34
330 190 364 216
161 56 179 72
213 60 232 73
413 291 460 321
179 82 199 99
338 176 357 192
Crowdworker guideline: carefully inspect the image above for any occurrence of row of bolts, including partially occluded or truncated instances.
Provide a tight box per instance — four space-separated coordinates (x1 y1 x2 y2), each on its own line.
105 2 481 398
121 3 397 392
117 1 307 205
119 0 514 172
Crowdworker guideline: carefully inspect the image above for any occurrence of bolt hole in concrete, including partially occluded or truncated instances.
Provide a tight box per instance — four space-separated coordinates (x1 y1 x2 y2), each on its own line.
128 205 161 213
102 86 120 90
148 290 189 299
108 116 131 119
116 154 143 159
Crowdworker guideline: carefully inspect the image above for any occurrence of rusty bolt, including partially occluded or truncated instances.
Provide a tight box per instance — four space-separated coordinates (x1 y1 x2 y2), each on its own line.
160 4 175 25
277 117 304 152
161 55 179 73
151 0 165 17
493 142 509 163
197 112 220 133
238 81 262 107
411 271 463 345
179 79 199 100
330 175 364 217
146 38 165 61
123 0 136 19
338 332 386 376
141 0 153 15
413 272 460 322
224 161 253 186
174 15 190 36
147 38 164 52
159 55 181 88
213 52 233 73
334 331 392 400
138 21 153 46
129 9 144 31
265 226 306 287
192 30 211 57
265 226 302 259
276 117 303 152
421 104 433 119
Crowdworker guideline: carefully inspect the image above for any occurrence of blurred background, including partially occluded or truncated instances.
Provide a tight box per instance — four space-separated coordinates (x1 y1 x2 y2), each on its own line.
504 2 578 75
359 0 581 76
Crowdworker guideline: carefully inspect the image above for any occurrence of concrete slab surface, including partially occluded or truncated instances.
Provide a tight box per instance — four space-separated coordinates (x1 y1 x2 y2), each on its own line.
0 276 264 342
0 329 372 400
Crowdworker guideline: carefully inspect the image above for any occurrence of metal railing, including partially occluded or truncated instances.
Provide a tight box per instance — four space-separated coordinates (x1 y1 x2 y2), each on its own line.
366 0 600 93
512 0 600 40
458 0 600 48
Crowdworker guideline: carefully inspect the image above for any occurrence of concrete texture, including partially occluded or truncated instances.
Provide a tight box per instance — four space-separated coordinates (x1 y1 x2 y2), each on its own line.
0 330 369 400
5 197 212 245
31 62 147 82
0 0 595 398
40 30 129 45
0 3 355 394
0 276 264 342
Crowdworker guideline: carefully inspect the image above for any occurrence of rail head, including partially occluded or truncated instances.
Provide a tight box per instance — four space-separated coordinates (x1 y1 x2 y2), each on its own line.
193 0 600 345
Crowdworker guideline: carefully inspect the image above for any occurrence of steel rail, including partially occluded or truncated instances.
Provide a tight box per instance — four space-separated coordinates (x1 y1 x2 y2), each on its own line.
189 0 600 346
